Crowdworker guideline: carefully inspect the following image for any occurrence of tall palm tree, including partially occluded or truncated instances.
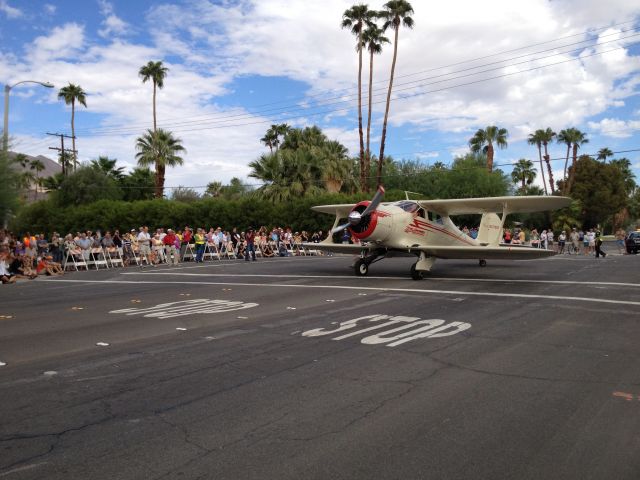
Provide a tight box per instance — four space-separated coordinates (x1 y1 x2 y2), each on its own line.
597 147 614 162
362 22 389 191
139 61 169 132
57 83 87 171
556 128 573 186
527 130 547 195
540 128 556 194
565 128 588 194
377 0 414 187
468 125 508 172
135 129 185 198
510 158 536 191
29 158 45 200
342 4 375 192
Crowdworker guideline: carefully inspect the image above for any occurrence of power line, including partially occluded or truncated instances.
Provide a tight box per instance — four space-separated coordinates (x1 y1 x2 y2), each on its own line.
76 30 640 135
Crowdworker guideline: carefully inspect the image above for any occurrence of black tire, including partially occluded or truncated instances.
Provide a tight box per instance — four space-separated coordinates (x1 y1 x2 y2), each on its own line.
354 259 369 276
410 263 424 281
479 259 487 267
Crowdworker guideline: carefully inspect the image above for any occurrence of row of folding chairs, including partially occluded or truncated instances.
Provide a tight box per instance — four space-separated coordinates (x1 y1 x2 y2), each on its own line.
63 247 125 271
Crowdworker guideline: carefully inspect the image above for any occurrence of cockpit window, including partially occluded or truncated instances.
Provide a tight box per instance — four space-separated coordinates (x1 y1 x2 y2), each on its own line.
396 201 419 213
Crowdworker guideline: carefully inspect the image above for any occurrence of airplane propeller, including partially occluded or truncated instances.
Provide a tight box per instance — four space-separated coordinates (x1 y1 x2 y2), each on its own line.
331 186 385 234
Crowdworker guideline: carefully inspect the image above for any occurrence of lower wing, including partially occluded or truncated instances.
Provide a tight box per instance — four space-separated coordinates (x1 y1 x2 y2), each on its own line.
416 245 555 260
302 242 371 254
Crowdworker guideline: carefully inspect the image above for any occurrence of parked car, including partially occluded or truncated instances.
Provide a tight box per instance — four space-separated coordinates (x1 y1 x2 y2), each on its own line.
625 231 640 254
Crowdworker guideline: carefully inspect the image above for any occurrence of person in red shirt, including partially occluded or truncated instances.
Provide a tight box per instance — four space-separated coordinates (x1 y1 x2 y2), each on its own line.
180 227 192 260
245 227 256 261
163 229 180 265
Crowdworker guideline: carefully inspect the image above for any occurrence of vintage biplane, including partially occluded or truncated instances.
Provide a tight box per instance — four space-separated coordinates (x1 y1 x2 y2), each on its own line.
304 187 571 280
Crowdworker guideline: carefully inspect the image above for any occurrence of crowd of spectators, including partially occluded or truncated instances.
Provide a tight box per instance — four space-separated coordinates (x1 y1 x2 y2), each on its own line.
0 226 329 283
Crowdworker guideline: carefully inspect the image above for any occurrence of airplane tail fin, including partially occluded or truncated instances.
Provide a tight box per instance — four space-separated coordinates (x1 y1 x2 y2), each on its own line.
477 213 502 246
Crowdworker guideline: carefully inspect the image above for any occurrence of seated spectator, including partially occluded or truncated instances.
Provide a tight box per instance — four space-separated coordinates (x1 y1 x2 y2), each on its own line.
0 247 16 284
36 256 63 276
101 232 115 249
75 233 92 259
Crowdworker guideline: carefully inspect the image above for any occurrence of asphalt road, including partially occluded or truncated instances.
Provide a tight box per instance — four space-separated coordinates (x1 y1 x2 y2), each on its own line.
1 251 639 479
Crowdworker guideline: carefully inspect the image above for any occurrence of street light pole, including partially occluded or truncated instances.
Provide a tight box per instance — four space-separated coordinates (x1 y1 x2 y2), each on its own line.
2 80 54 155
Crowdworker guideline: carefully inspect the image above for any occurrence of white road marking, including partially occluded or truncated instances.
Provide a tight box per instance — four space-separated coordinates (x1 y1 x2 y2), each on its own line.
0 361 6 367
43 371 58 376
110 299 258 319
176 327 187 331
41 279 640 307
165 256 342 271
121 271 640 288
96 342 110 347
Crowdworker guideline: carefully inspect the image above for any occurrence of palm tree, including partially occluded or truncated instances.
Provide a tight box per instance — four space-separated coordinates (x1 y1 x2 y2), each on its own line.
597 147 614 162
377 0 414 187
139 61 169 132
362 22 389 191
320 140 352 192
557 128 573 186
342 4 375 192
57 83 87 171
260 130 277 153
29 158 45 200
565 128 589 194
468 125 508 172
135 129 185 198
511 159 536 191
539 128 556 194
527 130 547 195
90 156 125 180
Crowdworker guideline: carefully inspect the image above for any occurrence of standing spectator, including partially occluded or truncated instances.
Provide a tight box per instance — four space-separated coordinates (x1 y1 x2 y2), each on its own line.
530 228 540 248
181 227 192 260
137 226 153 267
101 232 115 249
50 232 63 263
194 228 206 263
245 227 257 261
615 228 626 254
113 230 122 249
580 229 588 255
587 229 596 255
75 232 91 260
163 229 180 265
540 229 548 249
518 229 525 244
36 234 49 256
558 231 566 254
595 231 607 258
569 228 580 255
503 228 512 244
547 228 555 252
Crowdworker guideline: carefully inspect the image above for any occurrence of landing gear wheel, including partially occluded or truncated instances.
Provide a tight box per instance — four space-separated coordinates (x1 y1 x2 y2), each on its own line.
354 259 369 276
479 259 487 267
410 263 425 281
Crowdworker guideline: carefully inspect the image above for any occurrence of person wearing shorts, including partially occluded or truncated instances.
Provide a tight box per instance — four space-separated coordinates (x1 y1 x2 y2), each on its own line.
137 226 153 266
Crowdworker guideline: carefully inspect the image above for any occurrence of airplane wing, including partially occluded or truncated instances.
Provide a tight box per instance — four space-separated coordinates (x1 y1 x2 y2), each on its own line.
311 204 357 217
417 196 571 216
302 242 372 254
415 245 555 260
311 202 394 217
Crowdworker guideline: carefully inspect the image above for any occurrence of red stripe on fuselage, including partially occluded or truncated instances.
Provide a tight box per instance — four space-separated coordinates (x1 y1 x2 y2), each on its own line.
414 220 476 246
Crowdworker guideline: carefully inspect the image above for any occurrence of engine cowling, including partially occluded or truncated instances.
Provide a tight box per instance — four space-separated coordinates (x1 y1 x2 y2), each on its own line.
348 201 392 242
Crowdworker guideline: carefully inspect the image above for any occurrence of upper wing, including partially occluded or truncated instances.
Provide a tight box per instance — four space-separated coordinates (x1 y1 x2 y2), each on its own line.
311 204 357 217
418 196 571 216
415 245 555 260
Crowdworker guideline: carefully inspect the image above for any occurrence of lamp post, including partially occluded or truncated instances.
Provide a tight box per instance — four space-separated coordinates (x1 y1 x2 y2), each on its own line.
3 80 55 154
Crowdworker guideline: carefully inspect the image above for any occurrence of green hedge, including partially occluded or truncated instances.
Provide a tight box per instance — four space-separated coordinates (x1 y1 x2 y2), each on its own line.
10 189 408 235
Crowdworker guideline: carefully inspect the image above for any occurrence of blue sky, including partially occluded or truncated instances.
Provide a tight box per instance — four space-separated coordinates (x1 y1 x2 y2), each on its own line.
1 0 639 193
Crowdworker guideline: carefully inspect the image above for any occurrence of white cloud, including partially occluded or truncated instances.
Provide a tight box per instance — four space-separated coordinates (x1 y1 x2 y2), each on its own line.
27 23 85 64
0 0 22 18
98 0 129 38
44 4 56 15
588 118 640 138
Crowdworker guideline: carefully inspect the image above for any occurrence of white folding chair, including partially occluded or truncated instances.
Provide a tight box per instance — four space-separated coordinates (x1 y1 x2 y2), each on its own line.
89 248 109 269
182 243 195 262
203 242 220 261
106 247 124 268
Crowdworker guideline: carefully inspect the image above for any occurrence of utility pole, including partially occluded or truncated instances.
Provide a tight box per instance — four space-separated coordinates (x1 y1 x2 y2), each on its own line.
47 132 75 176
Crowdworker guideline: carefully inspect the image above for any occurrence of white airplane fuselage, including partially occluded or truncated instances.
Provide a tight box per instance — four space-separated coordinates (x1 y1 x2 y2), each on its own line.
348 201 479 250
